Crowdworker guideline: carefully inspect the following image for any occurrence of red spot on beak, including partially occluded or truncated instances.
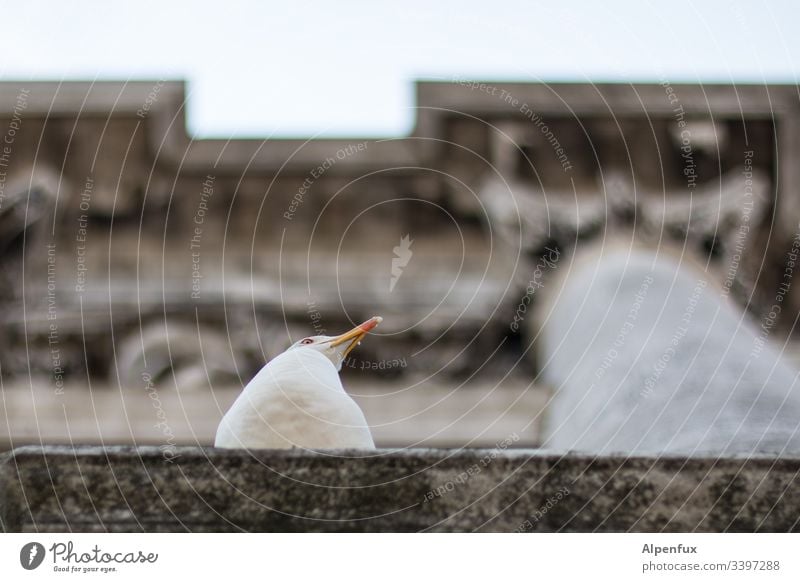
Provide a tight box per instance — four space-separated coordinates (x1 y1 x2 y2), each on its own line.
358 316 383 333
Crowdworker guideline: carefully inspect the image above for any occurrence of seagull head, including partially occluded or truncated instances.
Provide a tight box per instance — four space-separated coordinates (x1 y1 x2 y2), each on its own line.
288 316 383 371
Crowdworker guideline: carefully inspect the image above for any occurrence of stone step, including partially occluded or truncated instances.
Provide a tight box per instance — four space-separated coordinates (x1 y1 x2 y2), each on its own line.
0 380 547 450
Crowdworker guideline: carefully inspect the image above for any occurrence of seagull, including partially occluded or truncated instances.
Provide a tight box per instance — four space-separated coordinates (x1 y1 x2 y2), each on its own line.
215 316 382 449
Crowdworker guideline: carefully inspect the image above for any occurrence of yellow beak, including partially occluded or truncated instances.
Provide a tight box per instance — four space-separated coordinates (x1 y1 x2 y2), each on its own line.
329 316 383 357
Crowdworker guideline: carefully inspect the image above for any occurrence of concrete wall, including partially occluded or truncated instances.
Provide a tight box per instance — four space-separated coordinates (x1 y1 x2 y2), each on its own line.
2 446 798 532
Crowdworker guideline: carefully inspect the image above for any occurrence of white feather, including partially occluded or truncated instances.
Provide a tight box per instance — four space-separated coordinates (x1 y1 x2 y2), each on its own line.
215 348 375 449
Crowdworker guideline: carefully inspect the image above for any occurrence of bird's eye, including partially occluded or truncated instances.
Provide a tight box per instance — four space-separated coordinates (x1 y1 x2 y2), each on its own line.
300 338 314 345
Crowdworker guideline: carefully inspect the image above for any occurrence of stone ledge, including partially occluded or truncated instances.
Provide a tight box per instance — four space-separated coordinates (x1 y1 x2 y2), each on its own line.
1 446 798 532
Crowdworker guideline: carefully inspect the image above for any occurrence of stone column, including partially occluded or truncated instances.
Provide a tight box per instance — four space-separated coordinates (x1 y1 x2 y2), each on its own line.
538 246 800 455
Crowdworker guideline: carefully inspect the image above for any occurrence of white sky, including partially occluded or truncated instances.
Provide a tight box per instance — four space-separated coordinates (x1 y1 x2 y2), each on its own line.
1 0 798 137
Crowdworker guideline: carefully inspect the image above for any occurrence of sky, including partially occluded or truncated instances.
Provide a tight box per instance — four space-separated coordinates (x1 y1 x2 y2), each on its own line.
0 0 798 138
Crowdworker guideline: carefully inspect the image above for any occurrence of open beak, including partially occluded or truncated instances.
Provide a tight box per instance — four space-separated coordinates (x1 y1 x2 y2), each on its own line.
329 316 383 357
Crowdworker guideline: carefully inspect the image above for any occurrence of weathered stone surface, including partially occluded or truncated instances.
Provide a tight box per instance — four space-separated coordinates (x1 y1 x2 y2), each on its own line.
1 446 798 532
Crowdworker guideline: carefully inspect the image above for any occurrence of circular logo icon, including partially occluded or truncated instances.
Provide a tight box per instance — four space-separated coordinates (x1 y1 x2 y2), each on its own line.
19 542 45 570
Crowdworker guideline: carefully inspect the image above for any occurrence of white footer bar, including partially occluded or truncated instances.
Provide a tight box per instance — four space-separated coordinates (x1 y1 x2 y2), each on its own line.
1 533 796 581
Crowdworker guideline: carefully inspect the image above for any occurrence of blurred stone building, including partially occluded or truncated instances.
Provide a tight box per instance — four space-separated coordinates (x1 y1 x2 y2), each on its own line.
0 79 798 451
